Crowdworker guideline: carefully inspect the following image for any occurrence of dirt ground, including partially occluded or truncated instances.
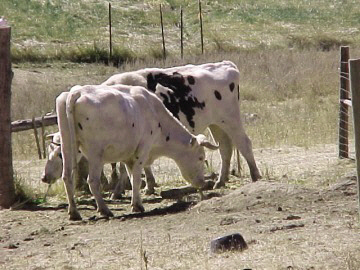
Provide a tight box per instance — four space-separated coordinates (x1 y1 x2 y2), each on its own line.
2 144 360 270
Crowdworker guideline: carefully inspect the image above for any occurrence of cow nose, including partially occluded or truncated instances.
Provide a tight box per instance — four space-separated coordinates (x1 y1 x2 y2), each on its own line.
41 174 48 183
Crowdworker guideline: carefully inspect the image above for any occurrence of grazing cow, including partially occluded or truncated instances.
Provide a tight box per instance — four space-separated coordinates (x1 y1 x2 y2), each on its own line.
102 61 261 191
41 132 125 196
57 84 218 220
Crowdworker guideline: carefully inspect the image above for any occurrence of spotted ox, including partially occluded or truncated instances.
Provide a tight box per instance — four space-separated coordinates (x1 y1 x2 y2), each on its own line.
57 84 218 220
102 61 261 191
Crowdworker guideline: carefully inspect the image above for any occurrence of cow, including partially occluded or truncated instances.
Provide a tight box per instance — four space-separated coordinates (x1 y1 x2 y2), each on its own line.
102 60 261 191
41 132 126 197
56 84 218 220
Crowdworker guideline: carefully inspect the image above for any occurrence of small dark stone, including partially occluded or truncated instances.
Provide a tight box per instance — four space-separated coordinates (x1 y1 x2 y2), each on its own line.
78 123 83 130
23 237 34 241
210 233 248 253
6 243 18 249
277 206 283 211
285 215 301 220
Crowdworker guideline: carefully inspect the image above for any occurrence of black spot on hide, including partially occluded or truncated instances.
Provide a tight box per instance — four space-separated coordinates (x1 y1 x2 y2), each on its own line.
166 135 170 141
151 130 153 135
147 72 205 129
158 122 161 129
214 90 222 100
229 82 235 92
132 123 135 127
78 123 83 130
86 117 89 121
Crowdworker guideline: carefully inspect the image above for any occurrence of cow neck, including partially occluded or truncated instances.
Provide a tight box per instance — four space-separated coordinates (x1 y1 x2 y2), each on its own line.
156 111 193 156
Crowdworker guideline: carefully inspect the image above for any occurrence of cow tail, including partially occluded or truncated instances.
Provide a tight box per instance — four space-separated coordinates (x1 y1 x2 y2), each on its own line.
66 89 81 182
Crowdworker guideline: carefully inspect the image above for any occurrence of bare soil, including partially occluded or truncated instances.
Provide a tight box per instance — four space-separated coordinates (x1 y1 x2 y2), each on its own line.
1 145 360 270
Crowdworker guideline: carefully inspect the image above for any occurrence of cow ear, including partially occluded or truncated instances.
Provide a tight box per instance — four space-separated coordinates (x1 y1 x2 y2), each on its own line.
46 133 56 141
196 134 219 150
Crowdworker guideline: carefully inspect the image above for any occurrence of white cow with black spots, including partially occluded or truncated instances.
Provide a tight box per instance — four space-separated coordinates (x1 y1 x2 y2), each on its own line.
56 84 218 220
102 61 261 191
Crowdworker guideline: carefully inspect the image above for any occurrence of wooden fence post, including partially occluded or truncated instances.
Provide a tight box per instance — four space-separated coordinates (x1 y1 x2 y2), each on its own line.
349 58 360 214
339 46 350 158
180 7 183 59
108 2 112 61
0 20 15 209
198 0 204 54
32 117 42 159
160 4 166 60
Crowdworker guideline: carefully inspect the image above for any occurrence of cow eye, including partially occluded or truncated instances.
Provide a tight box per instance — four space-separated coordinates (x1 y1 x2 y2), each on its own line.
199 157 203 161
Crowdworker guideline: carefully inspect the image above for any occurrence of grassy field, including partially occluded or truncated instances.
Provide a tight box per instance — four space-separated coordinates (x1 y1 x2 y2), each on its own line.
4 0 359 191
3 2 360 269
3 0 360 63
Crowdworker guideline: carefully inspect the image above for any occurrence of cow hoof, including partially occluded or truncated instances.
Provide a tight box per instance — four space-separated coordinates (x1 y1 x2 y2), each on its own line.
132 204 145 213
213 180 225 189
251 173 262 182
69 211 82 221
144 188 155 195
111 193 123 200
99 208 114 217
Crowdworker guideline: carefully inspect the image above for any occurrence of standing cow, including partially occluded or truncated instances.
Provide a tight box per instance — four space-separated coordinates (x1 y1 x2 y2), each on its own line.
102 60 261 192
57 84 218 220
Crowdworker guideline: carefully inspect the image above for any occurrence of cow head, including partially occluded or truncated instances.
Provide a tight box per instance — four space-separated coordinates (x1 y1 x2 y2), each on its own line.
176 134 218 188
41 132 63 184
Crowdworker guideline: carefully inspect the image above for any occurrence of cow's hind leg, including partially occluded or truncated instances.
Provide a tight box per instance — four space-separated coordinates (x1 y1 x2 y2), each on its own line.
127 162 145 213
209 125 233 189
63 173 82 221
111 163 128 200
144 166 157 195
220 122 261 182
88 162 114 217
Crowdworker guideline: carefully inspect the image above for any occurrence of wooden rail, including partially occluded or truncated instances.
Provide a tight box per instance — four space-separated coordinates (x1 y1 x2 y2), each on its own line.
11 114 57 133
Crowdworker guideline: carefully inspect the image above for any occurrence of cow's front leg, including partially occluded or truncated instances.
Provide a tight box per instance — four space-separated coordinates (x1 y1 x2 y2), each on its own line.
128 163 145 213
88 163 113 217
62 171 82 221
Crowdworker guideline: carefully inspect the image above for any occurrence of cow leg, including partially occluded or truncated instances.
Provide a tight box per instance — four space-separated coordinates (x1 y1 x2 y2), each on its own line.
127 162 145 213
111 163 128 200
108 163 118 190
87 163 114 217
209 125 233 189
62 172 82 221
144 166 156 195
220 122 261 182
